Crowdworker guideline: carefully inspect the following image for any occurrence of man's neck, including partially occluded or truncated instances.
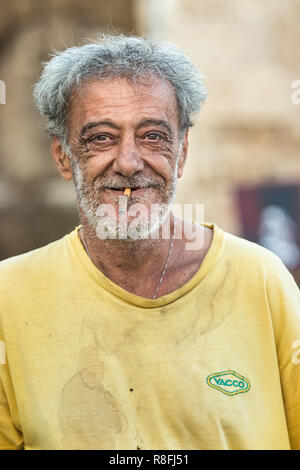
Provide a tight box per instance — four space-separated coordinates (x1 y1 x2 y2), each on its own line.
78 215 213 299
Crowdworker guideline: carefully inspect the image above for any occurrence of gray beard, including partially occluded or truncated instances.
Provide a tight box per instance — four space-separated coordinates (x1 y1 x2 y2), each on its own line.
71 160 179 242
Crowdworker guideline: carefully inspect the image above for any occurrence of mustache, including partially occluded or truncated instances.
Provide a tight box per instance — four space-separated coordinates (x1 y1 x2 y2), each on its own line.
93 176 165 190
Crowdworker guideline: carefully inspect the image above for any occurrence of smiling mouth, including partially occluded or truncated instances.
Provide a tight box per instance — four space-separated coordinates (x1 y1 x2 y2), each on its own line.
104 187 154 194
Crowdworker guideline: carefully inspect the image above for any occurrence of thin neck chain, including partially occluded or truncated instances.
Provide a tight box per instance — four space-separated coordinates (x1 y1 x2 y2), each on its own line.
80 223 176 301
81 232 91 261
152 222 175 300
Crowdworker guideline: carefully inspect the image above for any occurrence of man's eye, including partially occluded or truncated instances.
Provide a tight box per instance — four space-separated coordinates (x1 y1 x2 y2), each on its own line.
83 134 116 151
145 133 163 141
94 134 110 141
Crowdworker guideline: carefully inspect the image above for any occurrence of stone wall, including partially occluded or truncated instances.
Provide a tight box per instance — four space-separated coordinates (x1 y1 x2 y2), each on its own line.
1 0 300 262
135 0 300 235
0 0 135 259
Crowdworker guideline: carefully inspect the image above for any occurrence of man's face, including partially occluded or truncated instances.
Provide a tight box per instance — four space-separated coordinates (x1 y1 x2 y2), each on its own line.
63 76 188 238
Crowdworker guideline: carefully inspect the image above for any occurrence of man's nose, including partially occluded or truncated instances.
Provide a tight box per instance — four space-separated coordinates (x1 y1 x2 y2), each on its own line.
112 135 144 177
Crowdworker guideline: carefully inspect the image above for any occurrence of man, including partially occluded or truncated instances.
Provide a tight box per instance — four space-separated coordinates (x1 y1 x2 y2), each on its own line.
0 35 299 450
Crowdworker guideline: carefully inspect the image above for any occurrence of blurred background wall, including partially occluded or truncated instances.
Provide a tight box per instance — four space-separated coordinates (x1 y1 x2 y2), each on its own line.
0 0 300 280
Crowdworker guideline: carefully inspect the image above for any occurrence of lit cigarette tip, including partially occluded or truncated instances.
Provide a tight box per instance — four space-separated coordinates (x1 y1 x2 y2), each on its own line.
124 188 131 198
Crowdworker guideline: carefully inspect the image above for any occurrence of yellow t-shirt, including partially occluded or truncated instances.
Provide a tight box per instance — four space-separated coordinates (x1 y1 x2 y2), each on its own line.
0 223 300 450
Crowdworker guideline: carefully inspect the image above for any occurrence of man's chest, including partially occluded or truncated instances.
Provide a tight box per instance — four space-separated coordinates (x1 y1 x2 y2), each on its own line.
9 301 289 449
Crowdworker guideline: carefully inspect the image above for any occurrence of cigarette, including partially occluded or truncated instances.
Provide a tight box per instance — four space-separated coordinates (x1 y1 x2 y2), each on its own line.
124 188 131 198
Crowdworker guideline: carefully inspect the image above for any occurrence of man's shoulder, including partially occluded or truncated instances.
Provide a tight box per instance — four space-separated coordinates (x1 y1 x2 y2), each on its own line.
221 226 292 279
223 228 276 258
0 230 74 284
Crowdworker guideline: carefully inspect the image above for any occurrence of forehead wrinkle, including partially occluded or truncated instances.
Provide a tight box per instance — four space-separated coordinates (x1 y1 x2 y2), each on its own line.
69 78 180 139
83 94 172 115
75 76 177 112
80 105 174 133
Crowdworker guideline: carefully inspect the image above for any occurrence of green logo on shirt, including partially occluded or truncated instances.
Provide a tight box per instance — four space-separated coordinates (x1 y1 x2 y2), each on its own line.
206 370 250 396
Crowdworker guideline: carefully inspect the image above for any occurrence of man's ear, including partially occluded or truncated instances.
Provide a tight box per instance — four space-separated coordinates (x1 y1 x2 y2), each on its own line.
51 136 73 181
177 129 189 178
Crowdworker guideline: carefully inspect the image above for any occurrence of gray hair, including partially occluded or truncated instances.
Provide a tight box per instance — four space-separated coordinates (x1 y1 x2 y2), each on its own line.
33 34 207 148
